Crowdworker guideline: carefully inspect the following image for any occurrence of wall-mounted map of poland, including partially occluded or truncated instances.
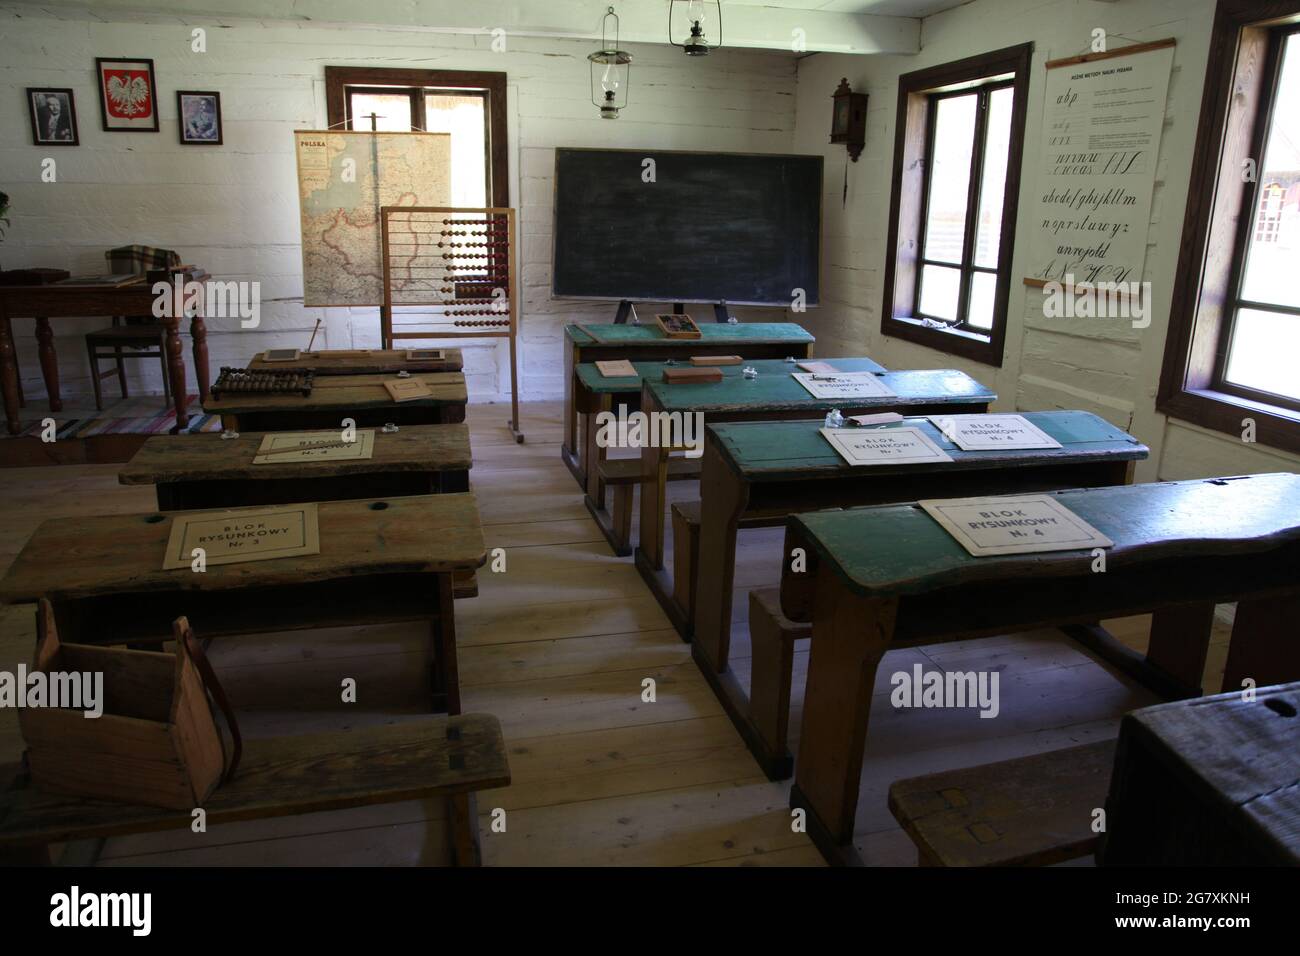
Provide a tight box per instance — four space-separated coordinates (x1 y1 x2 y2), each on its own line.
294 131 451 307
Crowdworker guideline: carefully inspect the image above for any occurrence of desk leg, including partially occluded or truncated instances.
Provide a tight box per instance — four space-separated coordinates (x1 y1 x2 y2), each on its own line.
0 312 20 434
693 439 747 673
563 341 577 459
583 394 610 509
1222 593 1300 694
433 573 462 715
790 566 897 860
34 318 61 413
164 316 189 433
190 312 210 403
1146 603 1215 696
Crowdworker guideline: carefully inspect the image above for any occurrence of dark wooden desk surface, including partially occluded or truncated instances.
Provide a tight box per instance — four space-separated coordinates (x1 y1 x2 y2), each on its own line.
0 493 485 603
202 372 467 416
119 423 472 484
248 348 464 374
1102 680 1300 865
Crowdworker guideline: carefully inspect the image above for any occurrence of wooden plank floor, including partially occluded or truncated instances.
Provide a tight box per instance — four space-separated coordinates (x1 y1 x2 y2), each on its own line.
0 399 1233 866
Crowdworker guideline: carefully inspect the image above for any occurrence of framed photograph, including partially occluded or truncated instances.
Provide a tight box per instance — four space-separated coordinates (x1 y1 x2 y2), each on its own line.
95 57 159 132
177 90 222 145
26 88 79 145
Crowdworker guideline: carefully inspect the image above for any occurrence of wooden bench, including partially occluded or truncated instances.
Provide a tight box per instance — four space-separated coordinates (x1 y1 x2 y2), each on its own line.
746 588 810 778
781 474 1300 865
202 371 468 432
1100 680 1300 865
587 456 701 557
0 494 486 714
887 741 1116 866
0 713 510 867
562 322 815 491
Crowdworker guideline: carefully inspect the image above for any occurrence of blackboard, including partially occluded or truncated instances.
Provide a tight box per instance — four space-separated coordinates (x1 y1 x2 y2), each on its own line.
552 148 822 307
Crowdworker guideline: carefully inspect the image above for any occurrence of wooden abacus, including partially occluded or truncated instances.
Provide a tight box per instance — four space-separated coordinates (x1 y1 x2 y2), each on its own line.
210 367 315 398
380 206 522 442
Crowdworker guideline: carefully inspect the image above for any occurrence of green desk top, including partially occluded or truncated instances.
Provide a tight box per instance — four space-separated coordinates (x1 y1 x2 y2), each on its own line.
576 356 887 395
565 321 814 347
791 473 1300 599
712 410 1146 481
645 366 994 414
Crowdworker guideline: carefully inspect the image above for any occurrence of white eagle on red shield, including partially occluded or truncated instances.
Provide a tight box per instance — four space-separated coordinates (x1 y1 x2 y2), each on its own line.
105 69 152 118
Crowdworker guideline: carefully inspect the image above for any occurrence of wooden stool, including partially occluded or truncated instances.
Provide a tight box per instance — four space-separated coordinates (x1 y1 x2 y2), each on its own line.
887 740 1116 866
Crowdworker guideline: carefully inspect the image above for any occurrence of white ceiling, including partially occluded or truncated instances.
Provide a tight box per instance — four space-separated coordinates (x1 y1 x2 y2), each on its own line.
725 0 973 17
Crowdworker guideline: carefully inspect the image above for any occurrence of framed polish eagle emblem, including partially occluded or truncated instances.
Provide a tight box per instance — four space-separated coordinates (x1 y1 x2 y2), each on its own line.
95 57 159 132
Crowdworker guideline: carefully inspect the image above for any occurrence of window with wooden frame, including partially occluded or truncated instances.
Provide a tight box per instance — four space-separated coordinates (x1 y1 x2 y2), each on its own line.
324 67 508 207
880 43 1033 366
1159 1 1300 454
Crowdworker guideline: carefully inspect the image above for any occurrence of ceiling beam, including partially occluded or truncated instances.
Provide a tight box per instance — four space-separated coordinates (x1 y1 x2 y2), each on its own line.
10 0 922 55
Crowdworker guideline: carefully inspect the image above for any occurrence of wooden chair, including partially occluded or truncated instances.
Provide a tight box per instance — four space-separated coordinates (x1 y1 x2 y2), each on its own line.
85 245 180 411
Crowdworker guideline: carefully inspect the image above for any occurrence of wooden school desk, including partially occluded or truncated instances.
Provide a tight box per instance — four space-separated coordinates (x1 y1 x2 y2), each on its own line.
690 410 1149 778
576 357 887 555
635 366 997 621
0 273 212 435
202 371 467 431
119 423 472 509
779 474 1300 865
562 322 815 487
248 347 463 374
1100 680 1300 866
0 493 486 714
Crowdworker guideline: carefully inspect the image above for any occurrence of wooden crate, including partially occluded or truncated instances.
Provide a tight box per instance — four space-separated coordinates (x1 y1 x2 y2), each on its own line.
18 603 229 810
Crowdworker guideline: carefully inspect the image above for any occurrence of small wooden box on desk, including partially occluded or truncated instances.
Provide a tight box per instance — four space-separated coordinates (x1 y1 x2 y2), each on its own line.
202 371 467 431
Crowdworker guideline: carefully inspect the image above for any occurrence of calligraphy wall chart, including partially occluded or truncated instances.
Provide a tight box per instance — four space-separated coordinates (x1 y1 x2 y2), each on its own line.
1023 40 1175 289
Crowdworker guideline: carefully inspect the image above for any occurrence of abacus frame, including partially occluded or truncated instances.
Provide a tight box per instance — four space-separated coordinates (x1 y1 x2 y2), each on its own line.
380 205 522 442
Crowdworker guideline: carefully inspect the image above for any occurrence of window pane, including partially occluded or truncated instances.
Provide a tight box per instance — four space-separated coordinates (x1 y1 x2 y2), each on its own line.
348 92 413 131
922 94 977 265
967 271 997 330
974 86 1013 269
1224 308 1300 400
1239 33 1300 310
425 93 489 207
918 264 961 321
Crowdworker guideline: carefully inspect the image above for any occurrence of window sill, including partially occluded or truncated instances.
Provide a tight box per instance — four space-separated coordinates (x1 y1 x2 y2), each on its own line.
881 315 1003 367
1158 385 1300 457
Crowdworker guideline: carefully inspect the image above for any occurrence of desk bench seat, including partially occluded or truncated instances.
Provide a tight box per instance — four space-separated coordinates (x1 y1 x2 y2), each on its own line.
887 741 1116 866
0 713 510 867
586 456 701 557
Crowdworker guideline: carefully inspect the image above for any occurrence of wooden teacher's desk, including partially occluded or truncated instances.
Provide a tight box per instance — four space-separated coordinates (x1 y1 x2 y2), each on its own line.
691 410 1149 776
0 493 486 714
563 322 815 487
0 273 212 435
635 366 997 622
119 423 473 509
202 371 467 431
779 474 1300 865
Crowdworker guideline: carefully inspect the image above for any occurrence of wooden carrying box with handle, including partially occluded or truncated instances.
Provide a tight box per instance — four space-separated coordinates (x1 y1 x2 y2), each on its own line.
17 601 240 810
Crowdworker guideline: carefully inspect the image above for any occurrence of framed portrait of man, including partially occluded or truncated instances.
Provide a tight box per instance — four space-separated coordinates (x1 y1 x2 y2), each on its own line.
27 88 79 146
177 90 223 145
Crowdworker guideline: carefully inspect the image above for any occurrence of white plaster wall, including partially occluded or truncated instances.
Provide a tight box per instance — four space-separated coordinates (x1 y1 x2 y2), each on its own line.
0 5 798 405
793 0 1300 480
